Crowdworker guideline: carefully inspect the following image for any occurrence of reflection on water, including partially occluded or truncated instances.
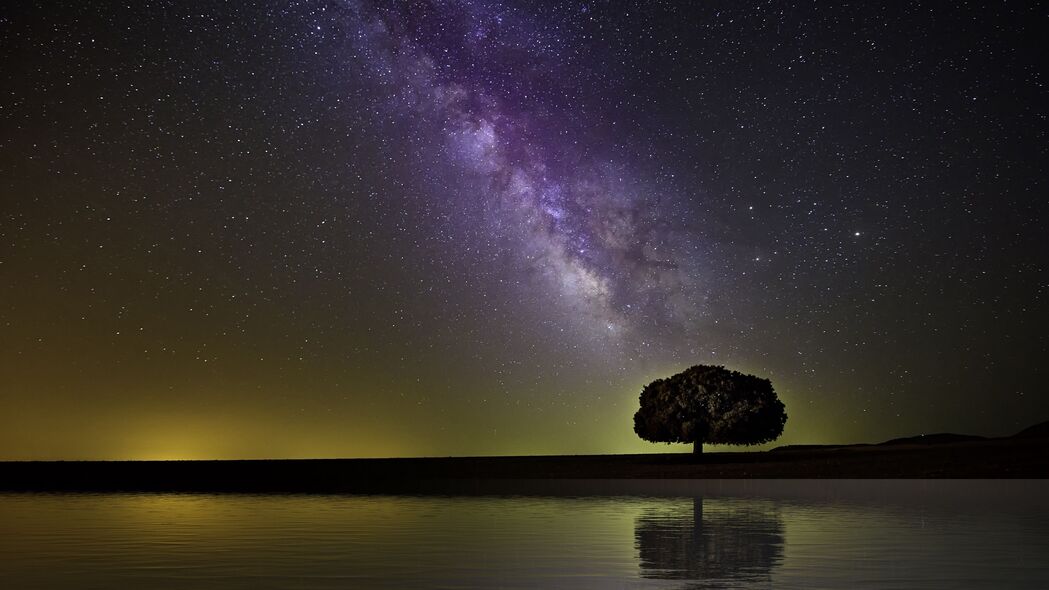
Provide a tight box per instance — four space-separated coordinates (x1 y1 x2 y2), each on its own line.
1 481 1048 589
636 498 784 587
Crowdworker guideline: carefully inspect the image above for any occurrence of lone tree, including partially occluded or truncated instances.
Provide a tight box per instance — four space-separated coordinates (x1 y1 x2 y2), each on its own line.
633 365 787 455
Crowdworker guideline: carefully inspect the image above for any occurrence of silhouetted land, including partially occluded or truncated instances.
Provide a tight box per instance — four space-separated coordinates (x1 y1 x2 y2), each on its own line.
2 424 1046 493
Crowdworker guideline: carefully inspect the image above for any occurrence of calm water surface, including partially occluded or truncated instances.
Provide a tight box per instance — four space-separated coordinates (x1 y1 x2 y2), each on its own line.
1 480 1047 589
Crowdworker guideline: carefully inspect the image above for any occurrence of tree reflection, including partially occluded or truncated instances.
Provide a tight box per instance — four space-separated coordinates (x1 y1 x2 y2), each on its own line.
635 498 784 588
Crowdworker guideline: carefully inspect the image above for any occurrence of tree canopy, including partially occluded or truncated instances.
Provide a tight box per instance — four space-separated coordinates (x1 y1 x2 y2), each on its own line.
633 365 787 453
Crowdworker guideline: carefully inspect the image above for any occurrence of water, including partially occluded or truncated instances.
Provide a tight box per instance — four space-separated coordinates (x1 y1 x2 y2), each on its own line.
1 480 1047 589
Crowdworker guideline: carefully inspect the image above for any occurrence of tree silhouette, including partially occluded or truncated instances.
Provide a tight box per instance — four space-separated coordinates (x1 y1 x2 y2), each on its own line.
633 365 787 454
635 497 784 588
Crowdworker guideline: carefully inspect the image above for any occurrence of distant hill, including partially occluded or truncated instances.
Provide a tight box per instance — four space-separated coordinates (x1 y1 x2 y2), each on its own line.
1012 421 1049 439
769 444 850 452
877 433 987 446
771 419 1049 452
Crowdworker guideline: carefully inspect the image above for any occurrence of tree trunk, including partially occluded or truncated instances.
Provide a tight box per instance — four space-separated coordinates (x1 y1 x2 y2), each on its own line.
693 442 703 455
692 497 704 542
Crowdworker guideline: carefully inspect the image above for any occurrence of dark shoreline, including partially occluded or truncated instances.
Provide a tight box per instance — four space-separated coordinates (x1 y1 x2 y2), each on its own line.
2 436 1046 493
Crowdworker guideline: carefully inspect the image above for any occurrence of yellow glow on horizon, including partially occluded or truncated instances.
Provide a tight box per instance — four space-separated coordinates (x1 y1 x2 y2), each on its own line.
1 367 847 461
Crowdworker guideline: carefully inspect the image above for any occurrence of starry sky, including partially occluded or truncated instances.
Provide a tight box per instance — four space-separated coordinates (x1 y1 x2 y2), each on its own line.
1 0 1046 459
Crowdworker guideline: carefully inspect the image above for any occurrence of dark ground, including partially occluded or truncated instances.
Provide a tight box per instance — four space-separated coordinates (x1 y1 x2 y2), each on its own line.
2 432 1046 493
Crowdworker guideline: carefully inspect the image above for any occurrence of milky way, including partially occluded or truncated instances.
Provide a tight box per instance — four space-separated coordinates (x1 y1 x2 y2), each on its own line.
344 0 706 351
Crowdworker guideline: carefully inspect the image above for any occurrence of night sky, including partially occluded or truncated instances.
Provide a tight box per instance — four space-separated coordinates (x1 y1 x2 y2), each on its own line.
2 1 1046 459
